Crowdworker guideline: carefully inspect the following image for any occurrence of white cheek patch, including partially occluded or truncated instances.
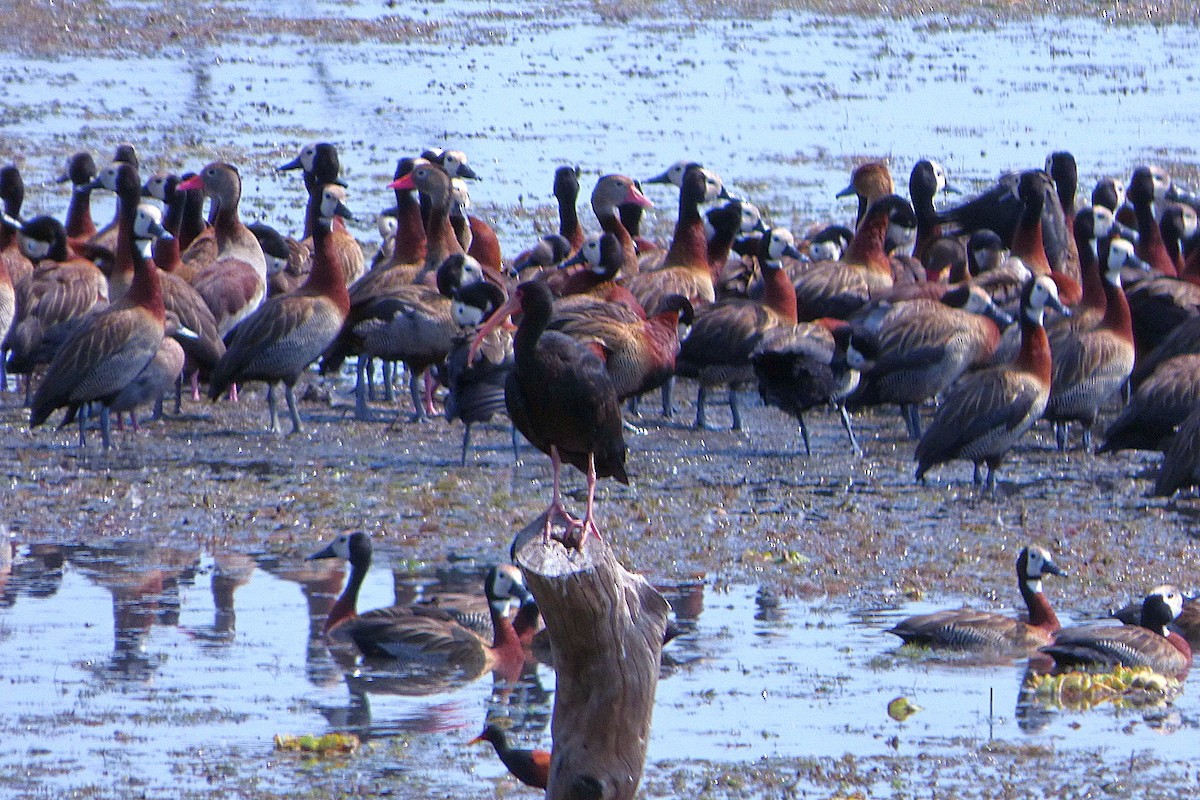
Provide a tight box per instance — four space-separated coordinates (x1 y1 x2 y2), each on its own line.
20 238 50 261
452 301 484 328
1025 578 1043 594
810 242 840 262
266 255 289 275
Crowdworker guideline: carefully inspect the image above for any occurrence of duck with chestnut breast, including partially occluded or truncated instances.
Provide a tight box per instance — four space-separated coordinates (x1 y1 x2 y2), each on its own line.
102 208 186 427
307 532 532 681
793 195 916 321
847 284 1012 440
1123 166 1200 356
207 184 352 434
178 163 267 337
469 724 550 790
626 165 724 311
0 165 35 289
1007 170 1081 306
676 227 803 430
751 318 866 456
469 280 628 549
4 215 109 380
135 179 226 406
915 275 1067 493
29 162 166 449
448 177 504 272
57 151 99 250
935 163 1070 274
372 157 427 270
1038 586 1192 678
908 159 962 269
80 144 139 265
278 141 364 287
837 161 895 230
1043 206 1134 451
887 545 1064 651
443 280 518 465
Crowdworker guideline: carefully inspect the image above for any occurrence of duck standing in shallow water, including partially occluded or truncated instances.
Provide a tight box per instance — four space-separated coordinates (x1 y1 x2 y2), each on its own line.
470 280 627 549
887 545 1064 652
914 274 1067 493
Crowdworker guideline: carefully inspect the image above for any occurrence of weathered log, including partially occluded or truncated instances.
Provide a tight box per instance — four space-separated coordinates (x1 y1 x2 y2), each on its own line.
511 513 670 800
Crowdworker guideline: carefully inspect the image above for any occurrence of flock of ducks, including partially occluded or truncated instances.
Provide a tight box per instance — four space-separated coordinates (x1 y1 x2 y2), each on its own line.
4 140 1200 783
5 144 1200 502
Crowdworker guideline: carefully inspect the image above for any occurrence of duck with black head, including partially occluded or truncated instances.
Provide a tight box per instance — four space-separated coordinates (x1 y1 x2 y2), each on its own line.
278 141 364 287
4 214 108 385
307 532 534 683
626 165 723 311
1037 585 1192 679
0 165 35 289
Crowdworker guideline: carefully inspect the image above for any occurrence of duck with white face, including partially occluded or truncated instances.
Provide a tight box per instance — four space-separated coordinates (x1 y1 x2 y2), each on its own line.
886 545 1065 652
915 274 1068 494
1038 585 1193 679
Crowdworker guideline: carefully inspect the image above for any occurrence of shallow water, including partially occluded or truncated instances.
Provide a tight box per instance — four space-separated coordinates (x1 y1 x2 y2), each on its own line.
4 1 1200 797
1 544 1194 797
3 3 1198 251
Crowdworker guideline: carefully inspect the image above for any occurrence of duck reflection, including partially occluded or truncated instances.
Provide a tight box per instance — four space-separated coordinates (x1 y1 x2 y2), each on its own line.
66 540 199 682
0 539 66 608
181 550 256 646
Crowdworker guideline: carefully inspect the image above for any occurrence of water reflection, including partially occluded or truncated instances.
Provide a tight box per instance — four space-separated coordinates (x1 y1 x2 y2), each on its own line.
0 540 65 607
66 540 199 682
0 543 1197 798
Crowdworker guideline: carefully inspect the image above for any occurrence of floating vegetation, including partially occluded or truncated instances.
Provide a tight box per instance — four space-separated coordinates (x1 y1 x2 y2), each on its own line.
1022 667 1182 711
273 733 360 755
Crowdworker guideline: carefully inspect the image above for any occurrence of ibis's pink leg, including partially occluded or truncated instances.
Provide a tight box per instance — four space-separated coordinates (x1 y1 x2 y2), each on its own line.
191 371 201 402
543 445 581 543
571 453 604 550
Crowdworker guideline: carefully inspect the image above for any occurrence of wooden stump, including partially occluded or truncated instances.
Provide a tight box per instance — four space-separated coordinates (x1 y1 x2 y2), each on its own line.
512 513 670 800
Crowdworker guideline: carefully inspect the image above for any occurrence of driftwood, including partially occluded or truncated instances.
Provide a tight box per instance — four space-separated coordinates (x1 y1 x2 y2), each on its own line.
512 513 670 800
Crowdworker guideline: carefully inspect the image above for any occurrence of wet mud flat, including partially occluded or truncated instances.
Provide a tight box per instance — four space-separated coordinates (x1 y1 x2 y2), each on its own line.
3 0 1200 797
1 386 1199 799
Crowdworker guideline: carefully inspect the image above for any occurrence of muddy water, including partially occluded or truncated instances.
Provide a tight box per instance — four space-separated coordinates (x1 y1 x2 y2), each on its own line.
3 0 1200 797
2 547 1195 798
